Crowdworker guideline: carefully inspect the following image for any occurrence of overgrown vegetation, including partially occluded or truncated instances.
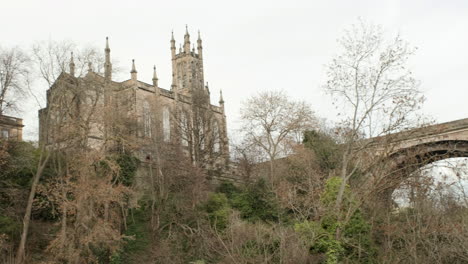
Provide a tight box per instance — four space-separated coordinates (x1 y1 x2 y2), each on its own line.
3 130 468 263
2 19 468 264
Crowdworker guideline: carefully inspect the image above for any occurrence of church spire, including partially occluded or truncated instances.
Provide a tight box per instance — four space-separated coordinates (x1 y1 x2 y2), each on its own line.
219 89 225 113
219 89 224 104
171 30 176 59
104 37 112 80
184 24 191 53
106 36 110 50
131 59 137 81
197 30 203 59
152 65 158 87
69 52 75 77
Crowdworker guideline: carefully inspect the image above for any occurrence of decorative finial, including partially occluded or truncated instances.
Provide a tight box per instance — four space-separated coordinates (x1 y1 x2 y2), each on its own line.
131 59 137 73
198 30 201 40
69 52 75 76
152 65 158 87
171 30 175 41
185 24 189 34
105 36 110 50
130 59 138 81
219 89 224 104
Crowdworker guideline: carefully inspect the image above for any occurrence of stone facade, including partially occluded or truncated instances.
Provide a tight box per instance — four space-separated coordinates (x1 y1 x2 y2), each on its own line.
0 114 23 141
38 29 230 174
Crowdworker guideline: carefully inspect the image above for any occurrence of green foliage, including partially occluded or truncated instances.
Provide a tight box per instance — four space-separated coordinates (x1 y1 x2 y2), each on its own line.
100 152 140 186
216 182 241 200
343 211 375 262
0 141 39 187
119 205 151 262
294 220 344 263
204 193 230 230
295 214 375 264
300 177 376 263
343 210 371 237
0 215 21 238
320 176 350 207
115 152 140 186
230 179 280 223
109 252 122 264
303 130 341 171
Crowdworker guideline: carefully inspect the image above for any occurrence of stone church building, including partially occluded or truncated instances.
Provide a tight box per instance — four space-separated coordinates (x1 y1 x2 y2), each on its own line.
39 28 230 179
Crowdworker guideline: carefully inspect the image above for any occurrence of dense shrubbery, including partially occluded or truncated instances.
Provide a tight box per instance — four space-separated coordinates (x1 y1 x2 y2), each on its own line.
303 130 341 171
2 130 468 263
0 141 40 259
0 141 38 186
116 204 152 263
204 193 230 230
115 152 140 186
228 179 281 223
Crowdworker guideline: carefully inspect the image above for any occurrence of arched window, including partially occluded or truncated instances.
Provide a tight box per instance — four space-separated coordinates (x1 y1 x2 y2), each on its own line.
163 107 170 142
192 62 197 78
180 111 189 146
213 120 220 153
178 62 187 89
143 101 152 138
197 115 206 151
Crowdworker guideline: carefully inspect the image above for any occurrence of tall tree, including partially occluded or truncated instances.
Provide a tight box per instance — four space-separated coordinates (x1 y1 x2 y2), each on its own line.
323 20 424 238
0 47 31 115
16 40 115 263
240 90 315 181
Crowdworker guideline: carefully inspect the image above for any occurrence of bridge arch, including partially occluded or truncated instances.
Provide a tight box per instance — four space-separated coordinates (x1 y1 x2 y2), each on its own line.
368 140 468 207
388 140 468 174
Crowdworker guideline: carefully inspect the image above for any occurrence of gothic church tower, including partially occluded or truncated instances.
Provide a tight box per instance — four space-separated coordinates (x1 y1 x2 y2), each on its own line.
171 26 207 97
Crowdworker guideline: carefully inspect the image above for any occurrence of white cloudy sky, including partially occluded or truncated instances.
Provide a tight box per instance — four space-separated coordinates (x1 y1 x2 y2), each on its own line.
2 0 468 140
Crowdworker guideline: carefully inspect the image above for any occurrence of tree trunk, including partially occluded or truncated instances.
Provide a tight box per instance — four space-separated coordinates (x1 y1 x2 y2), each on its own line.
335 147 350 240
16 151 51 264
269 154 275 183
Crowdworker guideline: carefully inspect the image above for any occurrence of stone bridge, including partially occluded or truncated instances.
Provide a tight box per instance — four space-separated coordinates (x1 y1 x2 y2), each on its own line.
363 118 468 176
355 118 468 203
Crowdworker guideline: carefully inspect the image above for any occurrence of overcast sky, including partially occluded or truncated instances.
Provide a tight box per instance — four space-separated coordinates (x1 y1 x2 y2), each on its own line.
2 0 468 141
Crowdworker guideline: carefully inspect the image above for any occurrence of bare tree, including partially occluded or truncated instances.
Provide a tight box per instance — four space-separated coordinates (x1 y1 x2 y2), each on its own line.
15 40 116 263
172 88 224 170
323 19 424 238
240 90 315 181
0 47 31 115
31 40 105 87
380 162 468 263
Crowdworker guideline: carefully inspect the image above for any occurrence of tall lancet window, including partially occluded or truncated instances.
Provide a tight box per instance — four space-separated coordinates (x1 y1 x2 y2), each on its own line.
163 107 170 142
197 115 205 150
143 101 152 138
180 111 189 146
213 120 220 153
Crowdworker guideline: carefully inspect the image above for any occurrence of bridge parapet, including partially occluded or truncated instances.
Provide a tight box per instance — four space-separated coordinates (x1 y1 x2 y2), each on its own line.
361 118 468 156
